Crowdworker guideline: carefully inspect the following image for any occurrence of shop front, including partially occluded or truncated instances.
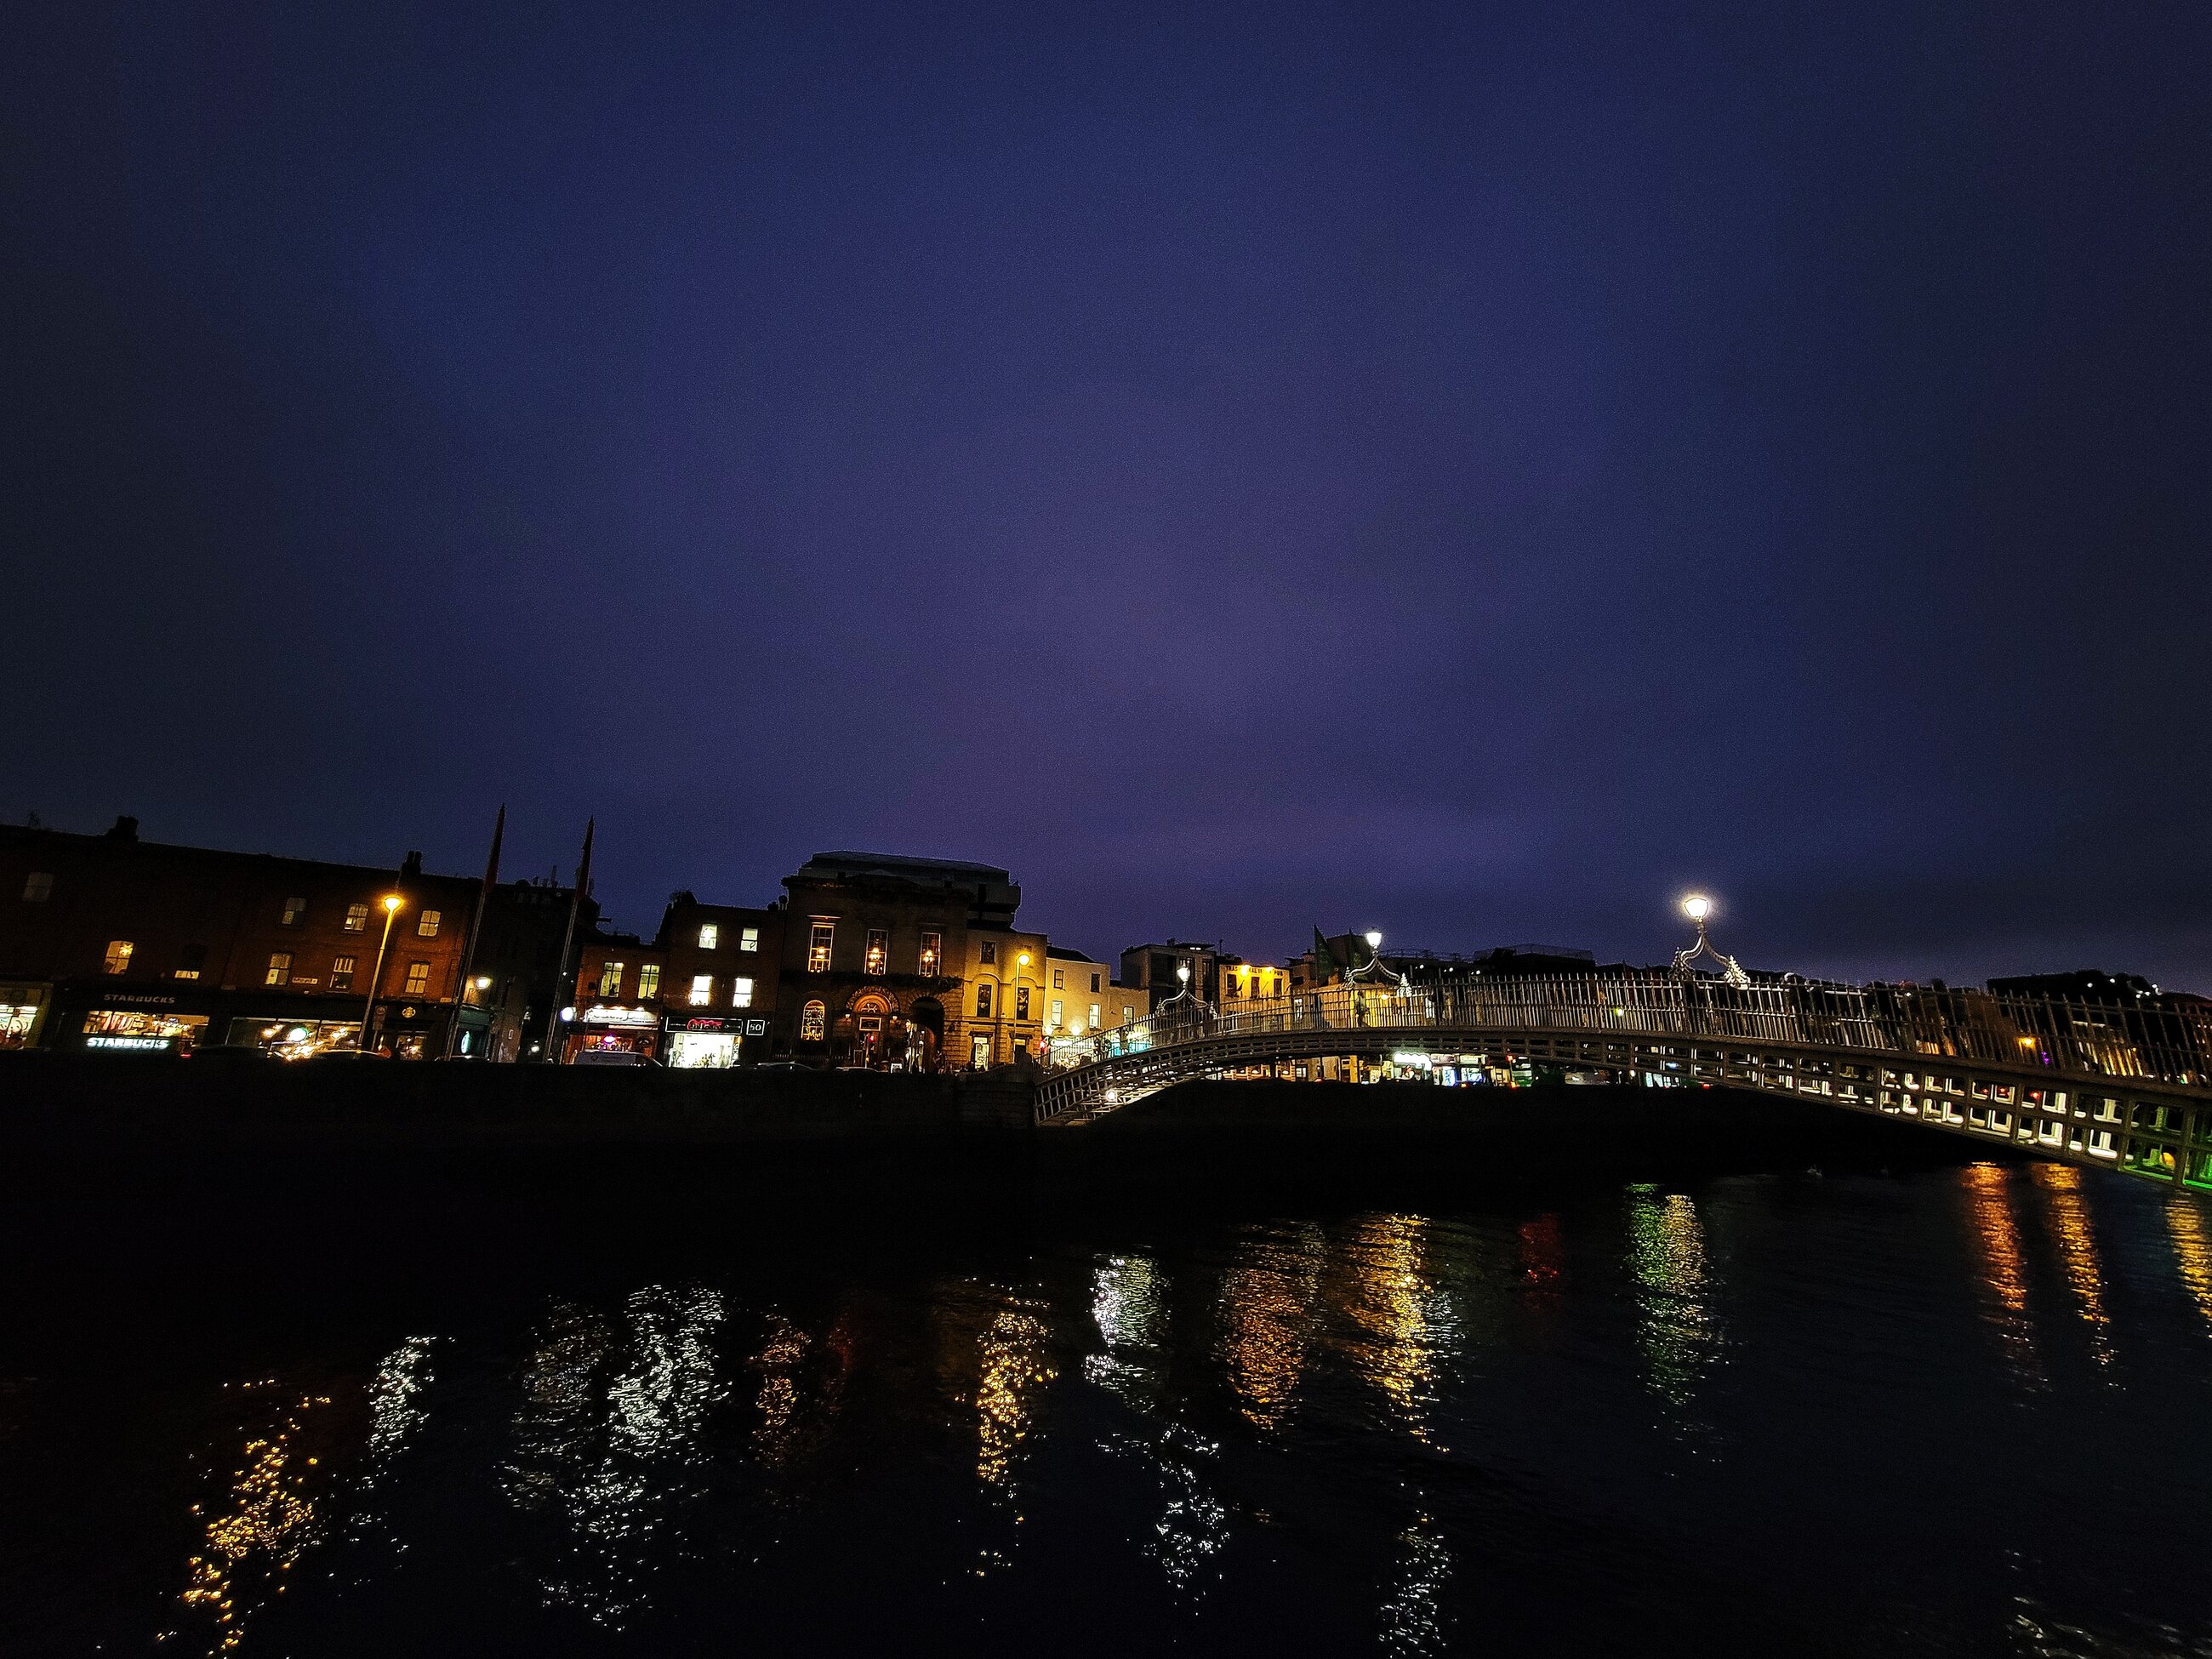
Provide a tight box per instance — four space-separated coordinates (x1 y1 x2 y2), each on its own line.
80 1003 209 1053
224 1018 364 1058
562 1003 659 1064
665 1015 770 1069
0 983 49 1050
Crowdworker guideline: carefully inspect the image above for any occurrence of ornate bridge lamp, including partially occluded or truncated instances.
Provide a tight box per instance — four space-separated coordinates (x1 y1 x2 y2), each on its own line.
1672 893 1751 990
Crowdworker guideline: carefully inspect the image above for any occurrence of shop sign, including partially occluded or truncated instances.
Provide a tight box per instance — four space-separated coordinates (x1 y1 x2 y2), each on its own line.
105 993 176 1007
744 1018 768 1036
685 1018 725 1030
87 1035 171 1051
584 1005 658 1028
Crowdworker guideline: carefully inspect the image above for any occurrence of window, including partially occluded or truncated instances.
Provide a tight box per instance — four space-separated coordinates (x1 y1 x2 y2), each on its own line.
800 1001 826 1041
1090 1002 1101 1029
416 909 442 938
599 961 624 999
637 964 660 1000
808 922 835 972
104 940 134 975
345 903 368 932
865 927 889 976
1090 972 1101 994
1052 969 1065 990
265 952 293 987
1050 998 1063 1029
732 977 754 1009
699 923 719 949
280 896 305 927
980 940 997 966
739 926 759 953
976 982 994 1018
1016 985 1031 1021
22 872 53 902
330 955 356 992
175 943 207 981
402 961 430 996
919 932 942 975
1122 1005 1135 1026
689 974 714 1006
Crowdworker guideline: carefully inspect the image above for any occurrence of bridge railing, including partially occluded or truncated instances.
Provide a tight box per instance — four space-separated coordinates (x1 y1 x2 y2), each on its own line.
1045 974 2212 1091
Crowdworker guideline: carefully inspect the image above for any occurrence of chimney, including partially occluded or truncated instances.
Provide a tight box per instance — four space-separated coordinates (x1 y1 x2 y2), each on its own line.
401 850 424 880
105 815 140 841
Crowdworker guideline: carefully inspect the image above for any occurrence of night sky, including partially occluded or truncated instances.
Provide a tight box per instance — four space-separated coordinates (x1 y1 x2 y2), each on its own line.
7 3 2209 986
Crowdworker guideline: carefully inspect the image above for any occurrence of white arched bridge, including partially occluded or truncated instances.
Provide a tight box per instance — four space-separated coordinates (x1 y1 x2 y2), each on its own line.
1036 972 2212 1189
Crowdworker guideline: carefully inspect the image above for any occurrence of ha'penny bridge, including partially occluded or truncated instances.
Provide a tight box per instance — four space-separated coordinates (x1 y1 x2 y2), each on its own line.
1034 970 2212 1192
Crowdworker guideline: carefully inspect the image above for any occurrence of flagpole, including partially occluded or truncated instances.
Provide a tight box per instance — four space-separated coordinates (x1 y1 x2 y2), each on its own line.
543 817 593 1063
443 804 505 1058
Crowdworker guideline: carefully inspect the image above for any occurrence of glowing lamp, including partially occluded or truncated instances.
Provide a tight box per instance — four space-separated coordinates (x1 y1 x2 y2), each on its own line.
1364 930 1382 951
382 894 404 913
559 1006 576 1023
1682 894 1713 923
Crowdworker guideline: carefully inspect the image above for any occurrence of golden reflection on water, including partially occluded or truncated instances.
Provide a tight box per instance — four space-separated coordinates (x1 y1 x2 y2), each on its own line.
1217 1226 1324 1430
1961 1164 2040 1381
750 1314 808 1461
499 1286 727 1627
177 1381 340 1655
1625 1186 1719 1414
2166 1199 2212 1329
2030 1164 2112 1364
1330 1216 1451 1441
975 1300 1055 1491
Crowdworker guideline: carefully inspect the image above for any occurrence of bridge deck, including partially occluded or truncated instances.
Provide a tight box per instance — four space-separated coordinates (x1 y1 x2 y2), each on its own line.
1035 977 2212 1191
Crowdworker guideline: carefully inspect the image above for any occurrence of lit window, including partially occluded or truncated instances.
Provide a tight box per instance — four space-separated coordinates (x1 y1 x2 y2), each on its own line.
1090 1002 1101 1029
739 926 759 953
732 977 753 1008
599 961 624 999
808 922 834 972
976 982 994 1018
280 896 305 926
638 964 661 1000
22 872 53 902
865 927 888 976
1090 972 1101 994
1050 998 1063 1029
402 961 430 996
1052 968 1064 990
800 1001 826 1041
1015 985 1030 1021
265 952 293 987
689 975 713 1006
330 955 356 992
1121 1005 1134 1026
104 940 133 975
980 940 997 966
345 903 368 932
919 932 941 975
417 909 442 938
699 923 719 949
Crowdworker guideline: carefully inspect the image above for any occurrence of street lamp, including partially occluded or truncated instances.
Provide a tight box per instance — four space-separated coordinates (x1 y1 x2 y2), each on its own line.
1681 894 1713 923
1672 890 1749 989
359 892 403 1053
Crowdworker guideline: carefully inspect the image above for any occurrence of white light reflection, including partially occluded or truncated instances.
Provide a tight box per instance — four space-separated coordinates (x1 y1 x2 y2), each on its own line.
1379 1514 1453 1657
1085 1253 1230 1594
500 1286 727 1627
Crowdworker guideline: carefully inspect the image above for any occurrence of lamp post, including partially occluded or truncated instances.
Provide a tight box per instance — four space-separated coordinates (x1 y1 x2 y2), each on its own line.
361 892 403 1054
1672 892 1750 989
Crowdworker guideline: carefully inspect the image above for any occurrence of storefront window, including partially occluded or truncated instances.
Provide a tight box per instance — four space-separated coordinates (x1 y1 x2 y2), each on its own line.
0 990 45 1049
230 1018 362 1058
800 1001 826 1041
84 1008 208 1052
670 1030 736 1069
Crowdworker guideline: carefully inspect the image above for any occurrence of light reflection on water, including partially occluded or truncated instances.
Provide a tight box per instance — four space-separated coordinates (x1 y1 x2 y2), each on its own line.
1625 1185 1721 1420
66 1169 2212 1657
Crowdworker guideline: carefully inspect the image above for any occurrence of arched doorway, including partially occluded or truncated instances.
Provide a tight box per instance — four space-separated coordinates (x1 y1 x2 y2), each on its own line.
907 995 945 1072
848 990 897 1069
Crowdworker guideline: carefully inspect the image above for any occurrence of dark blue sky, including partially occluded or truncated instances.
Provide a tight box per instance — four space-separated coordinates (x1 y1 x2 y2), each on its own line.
7 2 2209 984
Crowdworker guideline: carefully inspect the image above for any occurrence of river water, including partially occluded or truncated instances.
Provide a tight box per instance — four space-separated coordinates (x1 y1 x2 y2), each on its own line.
4 1146 2210 1656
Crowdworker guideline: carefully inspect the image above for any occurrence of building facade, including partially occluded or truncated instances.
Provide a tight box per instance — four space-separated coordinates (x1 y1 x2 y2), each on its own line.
0 818 571 1058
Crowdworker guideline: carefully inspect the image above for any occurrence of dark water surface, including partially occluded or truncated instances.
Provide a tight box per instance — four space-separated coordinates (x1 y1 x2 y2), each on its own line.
4 1143 2210 1657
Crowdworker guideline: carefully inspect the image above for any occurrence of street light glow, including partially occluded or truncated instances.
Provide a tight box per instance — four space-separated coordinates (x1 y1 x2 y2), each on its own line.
1364 929 1382 951
382 893 404 912
1682 894 1713 923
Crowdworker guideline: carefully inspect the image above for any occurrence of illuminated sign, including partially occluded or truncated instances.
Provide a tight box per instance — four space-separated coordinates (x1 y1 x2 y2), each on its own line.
87 1035 170 1051
582 1005 658 1027
744 1018 768 1036
1389 1052 1434 1067
686 1018 724 1030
